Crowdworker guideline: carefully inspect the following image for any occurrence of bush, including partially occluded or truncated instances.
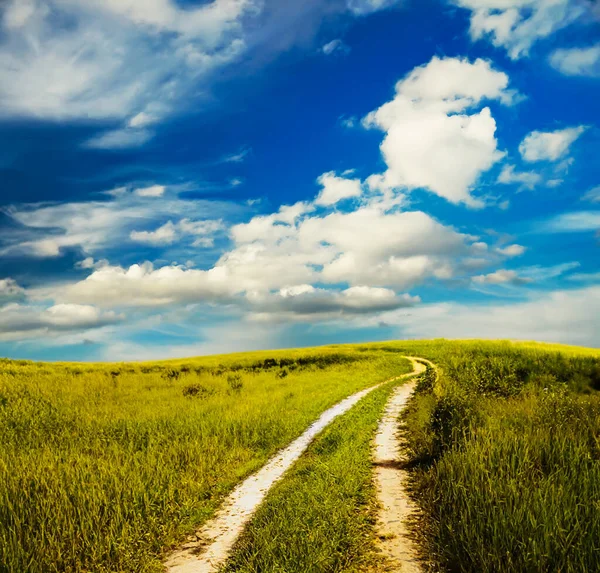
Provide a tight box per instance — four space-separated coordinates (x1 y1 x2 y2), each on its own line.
227 373 243 392
182 383 212 398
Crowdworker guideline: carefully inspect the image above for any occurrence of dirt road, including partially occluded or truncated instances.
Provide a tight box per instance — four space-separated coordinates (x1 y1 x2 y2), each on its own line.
164 358 425 573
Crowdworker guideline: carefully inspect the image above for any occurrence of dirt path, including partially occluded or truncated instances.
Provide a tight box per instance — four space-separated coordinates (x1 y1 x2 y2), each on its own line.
164 359 423 573
373 357 434 572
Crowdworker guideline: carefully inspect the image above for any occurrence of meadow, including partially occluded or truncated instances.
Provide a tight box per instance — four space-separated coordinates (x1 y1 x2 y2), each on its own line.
1 340 599 573
392 340 600 573
0 347 410 573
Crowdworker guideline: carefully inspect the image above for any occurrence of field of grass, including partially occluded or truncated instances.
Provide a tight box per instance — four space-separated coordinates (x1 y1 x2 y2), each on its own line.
0 348 411 573
2 339 599 573
388 340 600 573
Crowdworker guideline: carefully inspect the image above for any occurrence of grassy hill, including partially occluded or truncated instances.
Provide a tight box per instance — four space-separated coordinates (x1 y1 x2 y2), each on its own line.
1 340 599 572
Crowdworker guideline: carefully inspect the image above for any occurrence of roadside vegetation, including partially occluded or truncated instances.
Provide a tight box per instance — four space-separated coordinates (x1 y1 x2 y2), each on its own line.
394 341 600 573
2 340 599 573
0 348 410 573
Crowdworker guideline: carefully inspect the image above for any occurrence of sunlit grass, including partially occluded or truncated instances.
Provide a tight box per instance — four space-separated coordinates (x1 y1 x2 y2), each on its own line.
0 348 410 573
224 380 401 573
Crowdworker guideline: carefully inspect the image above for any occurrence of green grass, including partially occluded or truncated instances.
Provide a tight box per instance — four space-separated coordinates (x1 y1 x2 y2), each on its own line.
0 348 410 573
394 341 600 573
3 339 600 573
224 379 403 573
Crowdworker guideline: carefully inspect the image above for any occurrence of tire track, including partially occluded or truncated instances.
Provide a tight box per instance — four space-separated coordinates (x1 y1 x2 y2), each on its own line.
373 357 435 572
164 359 423 573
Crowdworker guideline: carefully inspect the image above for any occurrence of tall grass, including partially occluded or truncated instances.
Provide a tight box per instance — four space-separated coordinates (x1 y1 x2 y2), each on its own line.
0 348 410 573
396 341 600 573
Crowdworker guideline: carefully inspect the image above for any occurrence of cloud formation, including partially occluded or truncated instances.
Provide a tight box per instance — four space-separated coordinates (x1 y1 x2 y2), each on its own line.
363 56 515 206
0 302 122 341
550 44 600 76
0 0 255 130
1 186 233 258
453 0 589 59
497 164 542 190
519 126 587 162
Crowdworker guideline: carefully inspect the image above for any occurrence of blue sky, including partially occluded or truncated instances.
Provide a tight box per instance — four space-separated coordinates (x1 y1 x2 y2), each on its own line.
0 0 599 361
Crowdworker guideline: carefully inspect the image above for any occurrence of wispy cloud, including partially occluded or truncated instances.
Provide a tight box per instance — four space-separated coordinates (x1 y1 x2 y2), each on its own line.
550 44 600 77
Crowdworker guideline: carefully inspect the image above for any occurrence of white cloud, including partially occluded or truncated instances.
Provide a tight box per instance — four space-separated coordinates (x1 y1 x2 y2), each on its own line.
0 302 122 341
378 285 600 347
550 44 600 76
247 285 419 322
497 164 541 190
473 269 532 285
346 0 403 15
453 0 589 59
54 198 489 312
1 188 234 257
519 126 587 162
130 221 178 245
339 115 357 129
497 244 526 256
542 211 600 233
363 56 515 206
582 186 600 203
0 278 26 305
321 39 350 56
130 218 224 246
0 0 257 147
59 262 236 307
315 172 363 206
135 185 166 198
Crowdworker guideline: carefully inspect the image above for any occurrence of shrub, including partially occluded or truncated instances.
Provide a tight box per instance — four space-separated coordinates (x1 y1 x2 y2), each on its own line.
227 373 243 392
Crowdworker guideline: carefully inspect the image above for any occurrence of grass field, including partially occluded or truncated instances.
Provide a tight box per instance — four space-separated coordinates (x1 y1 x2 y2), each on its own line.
0 347 410 573
391 340 600 573
2 340 599 573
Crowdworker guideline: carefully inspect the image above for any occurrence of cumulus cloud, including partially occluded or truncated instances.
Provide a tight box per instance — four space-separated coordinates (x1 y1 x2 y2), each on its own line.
315 172 363 205
519 126 587 162
247 285 419 322
53 194 493 314
453 0 589 59
130 222 178 245
363 56 515 207
497 244 526 257
130 219 224 246
497 164 541 190
0 302 123 341
550 44 600 76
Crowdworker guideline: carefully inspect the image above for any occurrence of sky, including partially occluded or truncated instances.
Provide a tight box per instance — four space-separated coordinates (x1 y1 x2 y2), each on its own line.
0 0 599 361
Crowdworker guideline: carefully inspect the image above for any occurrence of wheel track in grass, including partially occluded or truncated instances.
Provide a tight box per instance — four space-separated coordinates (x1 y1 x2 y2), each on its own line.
373 357 436 572
164 357 425 573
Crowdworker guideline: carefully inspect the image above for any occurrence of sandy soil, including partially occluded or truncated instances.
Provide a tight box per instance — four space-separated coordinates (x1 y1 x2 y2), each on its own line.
164 360 423 573
373 357 434 572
